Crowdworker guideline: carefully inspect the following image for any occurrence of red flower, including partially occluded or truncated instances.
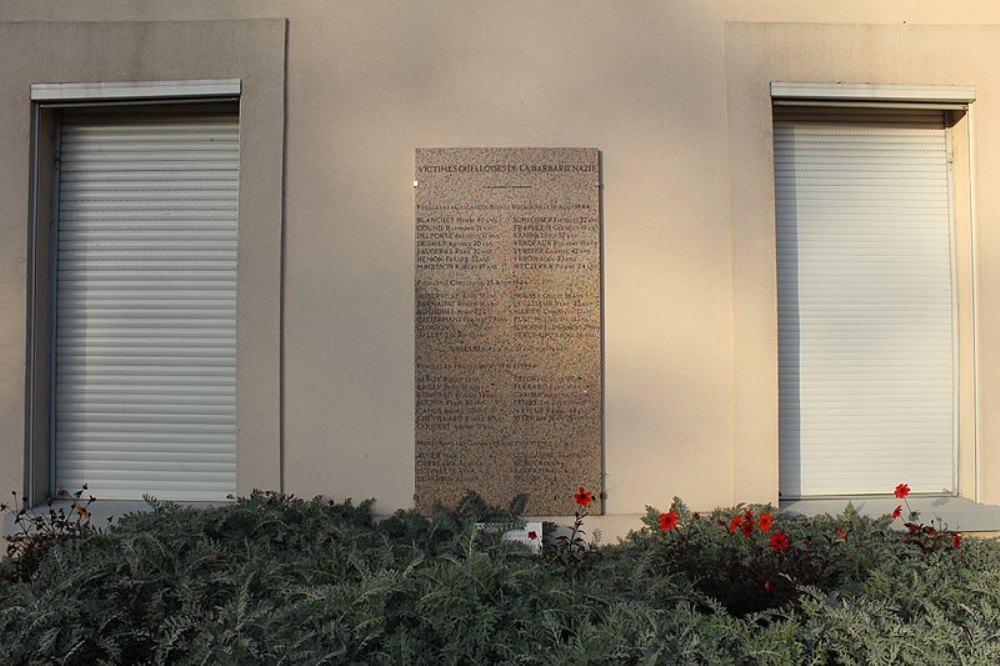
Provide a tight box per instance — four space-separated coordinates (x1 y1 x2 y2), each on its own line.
769 532 789 550
763 580 771 592
728 514 742 534
894 483 911 499
758 512 774 532
659 510 679 531
726 511 756 536
527 530 537 541
835 525 846 540
892 505 903 520
574 487 593 507
953 533 963 549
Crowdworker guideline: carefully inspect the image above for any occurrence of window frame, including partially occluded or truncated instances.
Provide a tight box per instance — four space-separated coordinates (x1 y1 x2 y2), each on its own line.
24 78 283 506
769 82 979 503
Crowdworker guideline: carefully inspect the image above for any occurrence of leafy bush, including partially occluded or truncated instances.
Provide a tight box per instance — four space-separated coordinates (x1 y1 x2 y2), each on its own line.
626 499 906 616
1 486 98 583
0 489 997 664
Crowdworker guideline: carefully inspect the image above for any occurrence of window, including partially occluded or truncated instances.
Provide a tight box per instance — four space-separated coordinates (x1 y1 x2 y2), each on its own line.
28 81 247 502
772 85 975 498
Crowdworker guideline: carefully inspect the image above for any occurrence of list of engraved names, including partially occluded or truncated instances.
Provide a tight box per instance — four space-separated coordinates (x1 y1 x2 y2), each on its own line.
415 148 602 515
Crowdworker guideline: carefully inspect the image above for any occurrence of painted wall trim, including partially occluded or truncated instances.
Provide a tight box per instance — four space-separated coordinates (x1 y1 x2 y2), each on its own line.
771 81 976 102
31 79 241 101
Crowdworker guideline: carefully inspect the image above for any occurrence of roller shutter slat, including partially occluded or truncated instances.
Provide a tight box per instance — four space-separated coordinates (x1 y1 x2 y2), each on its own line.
54 112 238 501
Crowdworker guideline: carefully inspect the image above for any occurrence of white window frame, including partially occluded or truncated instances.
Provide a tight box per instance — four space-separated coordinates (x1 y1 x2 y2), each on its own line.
771 81 980 502
26 80 244 504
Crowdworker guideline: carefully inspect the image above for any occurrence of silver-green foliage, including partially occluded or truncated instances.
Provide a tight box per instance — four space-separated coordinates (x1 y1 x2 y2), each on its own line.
2 492 1000 664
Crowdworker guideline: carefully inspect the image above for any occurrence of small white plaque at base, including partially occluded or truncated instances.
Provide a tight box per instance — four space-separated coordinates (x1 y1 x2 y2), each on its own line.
476 521 543 553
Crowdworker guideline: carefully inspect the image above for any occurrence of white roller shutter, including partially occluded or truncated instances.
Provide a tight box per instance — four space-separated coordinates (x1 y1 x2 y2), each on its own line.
775 107 957 497
53 112 238 501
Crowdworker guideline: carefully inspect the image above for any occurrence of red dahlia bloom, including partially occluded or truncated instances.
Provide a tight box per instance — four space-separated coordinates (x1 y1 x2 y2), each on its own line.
953 533 962 549
835 526 846 540
741 514 754 538
659 509 679 531
769 532 789 550
527 530 537 541
892 505 903 520
894 483 911 499
728 514 742 534
758 512 774 531
574 487 593 507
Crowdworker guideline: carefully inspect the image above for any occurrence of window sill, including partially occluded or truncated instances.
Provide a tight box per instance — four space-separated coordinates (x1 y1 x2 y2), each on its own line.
781 495 1000 533
3 499 227 537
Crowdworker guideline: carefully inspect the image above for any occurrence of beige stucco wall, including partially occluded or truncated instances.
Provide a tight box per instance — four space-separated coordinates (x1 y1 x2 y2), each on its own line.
4 2 1000 525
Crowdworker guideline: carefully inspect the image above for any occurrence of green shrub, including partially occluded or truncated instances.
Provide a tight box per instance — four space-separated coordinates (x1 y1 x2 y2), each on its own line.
0 486 98 583
1 490 997 664
627 499 907 616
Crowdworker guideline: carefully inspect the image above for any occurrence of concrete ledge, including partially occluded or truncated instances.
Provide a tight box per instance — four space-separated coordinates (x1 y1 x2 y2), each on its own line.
3 499 222 536
781 495 1000 533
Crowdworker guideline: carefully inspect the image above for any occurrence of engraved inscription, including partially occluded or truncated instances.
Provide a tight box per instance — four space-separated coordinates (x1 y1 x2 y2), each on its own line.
415 148 602 515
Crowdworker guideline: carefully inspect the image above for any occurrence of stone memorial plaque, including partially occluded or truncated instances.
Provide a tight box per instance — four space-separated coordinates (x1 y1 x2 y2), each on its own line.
415 148 602 515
